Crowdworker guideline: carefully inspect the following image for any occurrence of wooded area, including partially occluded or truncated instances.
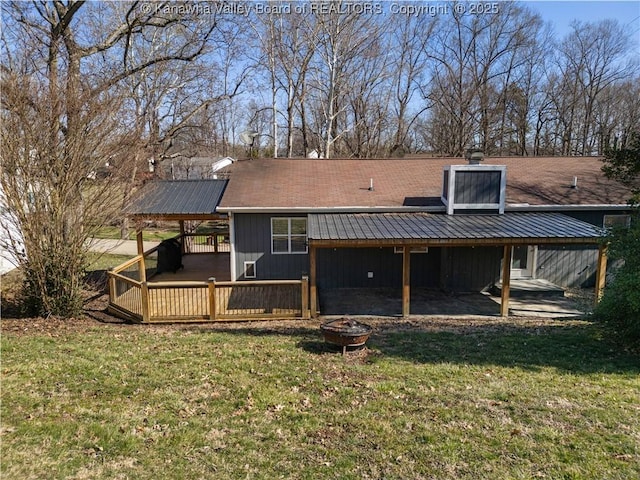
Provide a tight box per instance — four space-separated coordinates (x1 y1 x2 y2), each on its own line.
3 2 637 163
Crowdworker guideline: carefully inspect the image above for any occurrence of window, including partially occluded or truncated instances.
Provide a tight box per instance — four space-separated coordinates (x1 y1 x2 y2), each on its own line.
243 261 256 279
603 214 631 229
271 217 308 254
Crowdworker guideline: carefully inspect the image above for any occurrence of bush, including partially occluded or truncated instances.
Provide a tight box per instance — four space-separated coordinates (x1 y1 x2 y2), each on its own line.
594 217 640 343
595 267 640 342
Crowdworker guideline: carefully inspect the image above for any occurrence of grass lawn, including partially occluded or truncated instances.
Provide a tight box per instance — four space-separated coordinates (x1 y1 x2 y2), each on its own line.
1 315 638 479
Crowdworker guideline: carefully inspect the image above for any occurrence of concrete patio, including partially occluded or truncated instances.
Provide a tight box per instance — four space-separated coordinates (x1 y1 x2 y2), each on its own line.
318 287 591 319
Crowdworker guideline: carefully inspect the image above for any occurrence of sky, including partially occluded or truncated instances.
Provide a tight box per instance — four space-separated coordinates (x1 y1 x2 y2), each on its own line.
524 0 640 48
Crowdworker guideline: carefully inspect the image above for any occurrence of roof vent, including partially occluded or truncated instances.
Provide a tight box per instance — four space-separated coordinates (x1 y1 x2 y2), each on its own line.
465 148 484 165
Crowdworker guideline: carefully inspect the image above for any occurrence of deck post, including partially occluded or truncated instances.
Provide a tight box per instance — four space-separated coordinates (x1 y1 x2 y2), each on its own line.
138 253 147 283
402 246 411 317
107 268 116 303
310 245 318 318
501 245 512 317
301 276 310 319
136 230 144 255
135 230 147 282
595 244 608 304
141 281 150 323
208 277 217 321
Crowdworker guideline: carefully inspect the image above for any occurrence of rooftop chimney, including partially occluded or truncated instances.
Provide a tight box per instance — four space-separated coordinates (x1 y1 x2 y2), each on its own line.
465 148 484 165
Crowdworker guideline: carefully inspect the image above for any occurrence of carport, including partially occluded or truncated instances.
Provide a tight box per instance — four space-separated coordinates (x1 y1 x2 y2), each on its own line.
307 212 607 318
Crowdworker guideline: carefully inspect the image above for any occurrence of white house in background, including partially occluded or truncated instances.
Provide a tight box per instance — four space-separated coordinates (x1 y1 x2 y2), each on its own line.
160 156 236 180
0 187 24 274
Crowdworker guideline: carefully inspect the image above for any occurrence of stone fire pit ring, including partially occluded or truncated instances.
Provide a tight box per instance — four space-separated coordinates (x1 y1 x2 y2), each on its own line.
320 318 373 354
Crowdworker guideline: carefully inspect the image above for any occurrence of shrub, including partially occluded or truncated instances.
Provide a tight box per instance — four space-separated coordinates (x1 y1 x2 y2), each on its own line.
594 217 640 344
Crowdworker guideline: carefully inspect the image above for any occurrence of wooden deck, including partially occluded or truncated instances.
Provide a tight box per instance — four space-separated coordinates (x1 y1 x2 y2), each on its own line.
109 253 307 322
151 253 231 282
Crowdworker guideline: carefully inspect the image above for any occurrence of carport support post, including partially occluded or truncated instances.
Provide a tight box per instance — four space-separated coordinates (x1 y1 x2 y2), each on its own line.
310 245 318 318
402 246 411 317
501 245 512 317
595 244 608 304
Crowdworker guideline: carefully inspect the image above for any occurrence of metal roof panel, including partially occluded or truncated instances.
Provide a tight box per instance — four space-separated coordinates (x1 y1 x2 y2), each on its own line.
125 180 228 216
308 212 604 243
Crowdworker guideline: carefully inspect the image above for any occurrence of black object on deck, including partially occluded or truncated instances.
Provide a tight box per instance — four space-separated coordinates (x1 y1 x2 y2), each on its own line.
157 239 184 273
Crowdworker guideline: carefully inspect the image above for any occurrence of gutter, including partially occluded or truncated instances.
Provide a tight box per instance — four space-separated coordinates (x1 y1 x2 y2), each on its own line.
217 206 447 214
218 204 632 214
506 204 632 212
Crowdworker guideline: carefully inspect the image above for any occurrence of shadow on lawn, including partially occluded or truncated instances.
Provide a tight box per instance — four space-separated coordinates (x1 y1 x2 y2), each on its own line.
188 319 640 375
368 323 639 375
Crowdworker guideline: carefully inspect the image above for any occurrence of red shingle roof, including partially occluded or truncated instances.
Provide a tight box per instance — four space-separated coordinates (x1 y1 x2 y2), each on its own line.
218 156 631 210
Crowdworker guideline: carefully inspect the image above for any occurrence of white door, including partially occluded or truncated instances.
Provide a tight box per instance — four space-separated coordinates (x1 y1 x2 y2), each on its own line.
511 245 535 279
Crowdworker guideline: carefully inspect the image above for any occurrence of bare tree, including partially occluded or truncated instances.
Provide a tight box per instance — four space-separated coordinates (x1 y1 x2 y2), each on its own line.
553 20 633 155
388 13 437 154
0 1 227 317
305 4 387 158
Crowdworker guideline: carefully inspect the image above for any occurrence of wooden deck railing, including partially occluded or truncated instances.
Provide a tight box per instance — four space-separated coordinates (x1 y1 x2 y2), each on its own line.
182 233 230 254
108 256 144 322
107 246 309 323
140 278 309 323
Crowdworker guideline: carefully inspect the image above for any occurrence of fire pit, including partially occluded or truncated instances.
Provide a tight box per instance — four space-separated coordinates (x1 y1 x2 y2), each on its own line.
320 318 373 354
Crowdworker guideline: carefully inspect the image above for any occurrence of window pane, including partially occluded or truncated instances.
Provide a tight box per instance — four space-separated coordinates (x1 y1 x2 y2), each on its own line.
604 215 631 228
290 235 307 253
511 246 528 269
244 262 256 278
290 218 307 235
272 237 289 253
272 218 289 235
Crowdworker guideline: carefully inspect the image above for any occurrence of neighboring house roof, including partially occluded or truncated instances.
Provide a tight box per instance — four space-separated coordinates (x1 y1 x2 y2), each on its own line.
308 212 603 246
218 157 631 211
125 180 228 218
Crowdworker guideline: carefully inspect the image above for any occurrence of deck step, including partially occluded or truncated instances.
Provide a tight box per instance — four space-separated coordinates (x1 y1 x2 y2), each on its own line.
493 279 565 297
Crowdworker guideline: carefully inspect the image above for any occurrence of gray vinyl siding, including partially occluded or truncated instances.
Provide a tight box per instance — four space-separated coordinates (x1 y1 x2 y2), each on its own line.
454 171 501 204
317 248 440 289
317 246 499 292
440 246 502 292
535 245 599 288
532 210 630 288
563 210 633 228
442 170 449 201
563 211 608 227
233 214 309 280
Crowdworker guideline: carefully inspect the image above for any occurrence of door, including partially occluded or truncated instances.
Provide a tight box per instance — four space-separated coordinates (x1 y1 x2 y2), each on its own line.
511 245 535 279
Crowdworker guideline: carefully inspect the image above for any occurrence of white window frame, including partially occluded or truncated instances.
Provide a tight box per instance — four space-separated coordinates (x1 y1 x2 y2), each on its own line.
271 217 308 255
243 261 256 279
603 214 631 229
441 165 507 215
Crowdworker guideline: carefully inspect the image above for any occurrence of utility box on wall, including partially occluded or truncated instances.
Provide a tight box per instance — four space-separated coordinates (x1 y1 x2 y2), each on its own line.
441 164 507 215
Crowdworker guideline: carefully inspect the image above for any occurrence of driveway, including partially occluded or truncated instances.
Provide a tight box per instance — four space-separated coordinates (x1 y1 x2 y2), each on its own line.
86 238 159 256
